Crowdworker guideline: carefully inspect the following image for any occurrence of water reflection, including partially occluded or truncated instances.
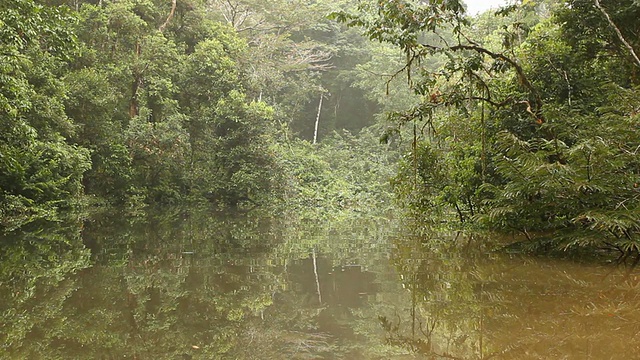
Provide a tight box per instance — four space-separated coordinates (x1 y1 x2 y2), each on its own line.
390 231 640 359
2 209 640 359
0 219 91 358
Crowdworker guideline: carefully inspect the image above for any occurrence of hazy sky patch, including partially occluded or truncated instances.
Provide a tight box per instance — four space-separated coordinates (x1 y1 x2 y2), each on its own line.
464 0 508 15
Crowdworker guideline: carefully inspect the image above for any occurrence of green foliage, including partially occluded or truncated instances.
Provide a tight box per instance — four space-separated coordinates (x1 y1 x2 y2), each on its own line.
1 0 91 230
274 126 397 217
392 135 483 223
480 86 640 249
337 0 640 254
173 33 281 205
63 68 132 201
125 113 190 203
189 92 278 206
1 0 403 228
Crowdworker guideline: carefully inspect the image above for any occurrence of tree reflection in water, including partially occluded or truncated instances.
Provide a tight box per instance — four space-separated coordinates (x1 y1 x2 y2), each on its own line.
2 209 640 359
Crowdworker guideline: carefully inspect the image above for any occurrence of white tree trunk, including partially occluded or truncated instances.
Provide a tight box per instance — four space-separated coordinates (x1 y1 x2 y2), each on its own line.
313 93 323 145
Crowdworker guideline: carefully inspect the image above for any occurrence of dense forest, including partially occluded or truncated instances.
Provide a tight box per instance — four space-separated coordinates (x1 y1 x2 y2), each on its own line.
0 0 400 228
1 0 639 256
334 0 640 255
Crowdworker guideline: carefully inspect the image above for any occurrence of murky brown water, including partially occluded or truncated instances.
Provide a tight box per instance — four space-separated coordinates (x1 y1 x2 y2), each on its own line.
2 208 640 359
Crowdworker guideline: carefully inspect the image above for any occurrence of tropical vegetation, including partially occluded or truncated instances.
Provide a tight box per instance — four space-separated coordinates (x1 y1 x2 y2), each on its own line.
1 0 639 257
333 0 640 256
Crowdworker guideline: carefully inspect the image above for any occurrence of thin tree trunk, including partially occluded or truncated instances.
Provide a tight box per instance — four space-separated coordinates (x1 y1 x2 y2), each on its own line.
159 0 177 32
313 93 323 144
129 43 146 118
129 77 141 118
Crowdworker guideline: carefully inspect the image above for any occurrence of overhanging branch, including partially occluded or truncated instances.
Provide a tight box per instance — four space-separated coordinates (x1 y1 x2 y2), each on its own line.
448 44 542 112
594 0 640 68
415 42 542 114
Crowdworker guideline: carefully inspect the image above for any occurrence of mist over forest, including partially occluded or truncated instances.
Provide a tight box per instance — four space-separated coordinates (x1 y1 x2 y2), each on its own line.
3 1 640 358
2 0 640 254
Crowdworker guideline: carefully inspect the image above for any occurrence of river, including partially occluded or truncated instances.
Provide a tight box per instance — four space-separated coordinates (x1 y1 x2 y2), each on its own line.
1 207 639 359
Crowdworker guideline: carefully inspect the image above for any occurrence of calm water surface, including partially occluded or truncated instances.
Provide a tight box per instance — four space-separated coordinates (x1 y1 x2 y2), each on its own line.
2 208 640 359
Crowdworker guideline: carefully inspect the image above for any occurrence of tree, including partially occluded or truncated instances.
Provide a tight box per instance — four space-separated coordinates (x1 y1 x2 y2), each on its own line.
60 0 283 206
0 0 90 230
333 0 640 254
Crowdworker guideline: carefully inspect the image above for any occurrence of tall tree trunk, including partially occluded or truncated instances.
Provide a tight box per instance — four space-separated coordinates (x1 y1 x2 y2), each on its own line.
313 92 323 144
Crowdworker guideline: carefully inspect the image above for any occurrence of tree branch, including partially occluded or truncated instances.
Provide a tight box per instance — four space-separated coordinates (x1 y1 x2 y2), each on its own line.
416 42 542 114
469 96 513 108
594 0 640 68
449 44 542 111
158 0 177 32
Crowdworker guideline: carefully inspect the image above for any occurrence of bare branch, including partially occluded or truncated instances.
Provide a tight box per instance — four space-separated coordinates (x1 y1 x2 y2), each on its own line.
594 0 640 68
216 0 258 31
283 42 333 72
